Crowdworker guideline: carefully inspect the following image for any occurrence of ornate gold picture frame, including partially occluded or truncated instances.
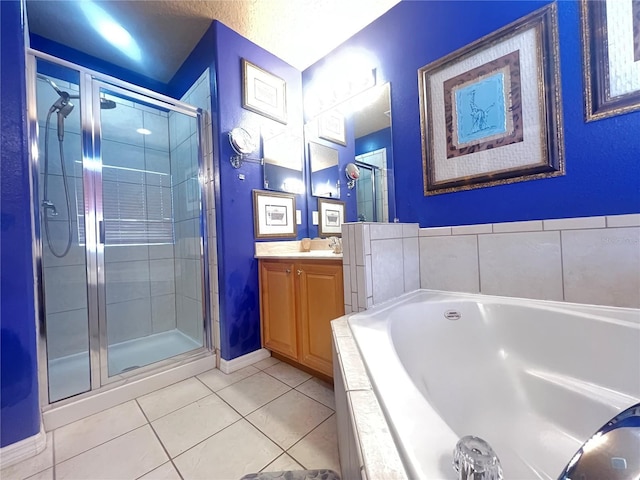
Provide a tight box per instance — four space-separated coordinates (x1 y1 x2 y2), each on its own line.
418 4 564 195
581 0 640 121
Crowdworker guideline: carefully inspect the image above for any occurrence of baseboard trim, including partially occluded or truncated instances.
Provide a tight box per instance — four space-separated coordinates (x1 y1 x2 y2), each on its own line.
219 348 270 374
0 423 46 469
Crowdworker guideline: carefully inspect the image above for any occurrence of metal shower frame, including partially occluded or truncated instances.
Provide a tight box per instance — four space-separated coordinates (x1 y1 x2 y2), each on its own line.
26 49 214 409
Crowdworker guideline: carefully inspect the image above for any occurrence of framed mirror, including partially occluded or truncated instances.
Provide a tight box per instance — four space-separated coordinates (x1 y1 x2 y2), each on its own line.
309 141 340 198
304 82 395 232
262 128 304 194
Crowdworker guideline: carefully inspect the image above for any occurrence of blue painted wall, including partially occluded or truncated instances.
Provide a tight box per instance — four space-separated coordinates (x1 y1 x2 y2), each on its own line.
173 21 307 360
1 0 41 447
211 22 305 360
303 1 640 226
355 127 392 160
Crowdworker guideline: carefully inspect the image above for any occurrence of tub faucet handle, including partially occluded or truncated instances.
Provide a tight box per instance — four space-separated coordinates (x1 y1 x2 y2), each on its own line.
453 436 503 480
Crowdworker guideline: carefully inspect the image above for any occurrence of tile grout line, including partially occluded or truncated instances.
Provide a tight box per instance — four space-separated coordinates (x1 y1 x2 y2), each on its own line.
293 381 336 411
51 430 57 480
284 412 337 470
138 377 216 423
54 424 156 470
44 364 335 479
135 397 185 480
241 388 329 453
48 404 150 469
559 230 566 301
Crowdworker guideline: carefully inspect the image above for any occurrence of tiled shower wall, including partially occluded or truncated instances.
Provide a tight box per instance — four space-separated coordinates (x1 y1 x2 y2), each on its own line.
343 214 640 311
101 96 176 346
341 222 420 313
174 70 220 354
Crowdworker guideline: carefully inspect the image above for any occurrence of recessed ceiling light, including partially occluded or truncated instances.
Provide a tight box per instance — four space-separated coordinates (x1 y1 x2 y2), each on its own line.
137 128 152 135
79 2 142 62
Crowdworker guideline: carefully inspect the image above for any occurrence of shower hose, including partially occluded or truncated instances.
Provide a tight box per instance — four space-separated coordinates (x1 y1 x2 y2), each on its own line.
43 108 73 258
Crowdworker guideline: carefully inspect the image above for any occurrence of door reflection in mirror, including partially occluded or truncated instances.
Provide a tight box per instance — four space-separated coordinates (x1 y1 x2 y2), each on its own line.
309 141 340 198
305 82 394 225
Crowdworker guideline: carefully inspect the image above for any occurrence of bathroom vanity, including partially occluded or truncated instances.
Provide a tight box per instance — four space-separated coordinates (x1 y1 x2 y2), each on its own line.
257 246 344 378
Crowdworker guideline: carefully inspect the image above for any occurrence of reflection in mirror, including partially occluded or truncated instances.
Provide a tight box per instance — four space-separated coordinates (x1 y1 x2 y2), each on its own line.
305 82 394 224
309 142 340 198
263 129 304 194
351 83 392 222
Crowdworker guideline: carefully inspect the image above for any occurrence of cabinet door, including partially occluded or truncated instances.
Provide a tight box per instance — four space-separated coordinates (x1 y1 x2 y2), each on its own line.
260 260 297 359
298 261 345 376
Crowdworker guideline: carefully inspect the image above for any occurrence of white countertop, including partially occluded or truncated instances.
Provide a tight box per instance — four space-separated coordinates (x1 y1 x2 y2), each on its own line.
255 250 342 260
255 239 343 260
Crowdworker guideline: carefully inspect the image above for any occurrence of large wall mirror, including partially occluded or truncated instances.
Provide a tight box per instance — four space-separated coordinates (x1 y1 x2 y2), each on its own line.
305 82 395 227
262 128 305 194
351 83 394 222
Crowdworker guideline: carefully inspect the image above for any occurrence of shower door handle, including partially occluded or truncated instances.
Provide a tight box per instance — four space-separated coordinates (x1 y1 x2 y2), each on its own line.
99 220 105 244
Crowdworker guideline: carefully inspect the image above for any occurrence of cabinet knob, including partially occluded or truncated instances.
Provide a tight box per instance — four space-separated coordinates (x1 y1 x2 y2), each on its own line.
297 269 303 276
285 269 291 274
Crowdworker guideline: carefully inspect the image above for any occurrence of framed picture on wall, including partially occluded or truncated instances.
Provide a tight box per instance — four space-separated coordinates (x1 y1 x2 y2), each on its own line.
418 3 564 195
242 59 288 124
252 190 297 238
318 198 345 237
581 0 640 121
318 110 347 146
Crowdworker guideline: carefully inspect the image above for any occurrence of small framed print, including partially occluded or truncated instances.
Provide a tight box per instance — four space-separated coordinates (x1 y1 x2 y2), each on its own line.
317 198 345 237
318 110 347 146
242 59 287 124
252 190 297 239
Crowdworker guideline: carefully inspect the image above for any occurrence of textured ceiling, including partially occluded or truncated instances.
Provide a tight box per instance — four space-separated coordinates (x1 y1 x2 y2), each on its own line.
26 0 401 83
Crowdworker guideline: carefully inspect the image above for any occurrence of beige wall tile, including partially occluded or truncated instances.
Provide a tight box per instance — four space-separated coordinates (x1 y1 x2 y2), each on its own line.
562 227 640 308
479 231 563 301
419 235 479 293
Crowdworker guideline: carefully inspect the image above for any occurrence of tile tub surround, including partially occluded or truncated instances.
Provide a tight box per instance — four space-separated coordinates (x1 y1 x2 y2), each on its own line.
341 222 419 312
331 318 408 480
341 215 640 311
418 213 640 308
2 360 340 480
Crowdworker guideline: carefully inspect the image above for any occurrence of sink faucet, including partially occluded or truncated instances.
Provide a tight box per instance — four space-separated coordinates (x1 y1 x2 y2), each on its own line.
328 237 342 254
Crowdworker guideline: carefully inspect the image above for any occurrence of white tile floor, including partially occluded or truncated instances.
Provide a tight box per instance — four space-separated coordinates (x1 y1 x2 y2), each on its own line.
1 359 340 480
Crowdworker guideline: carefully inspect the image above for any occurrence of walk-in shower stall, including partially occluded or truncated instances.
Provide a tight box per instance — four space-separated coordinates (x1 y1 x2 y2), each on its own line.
27 53 212 406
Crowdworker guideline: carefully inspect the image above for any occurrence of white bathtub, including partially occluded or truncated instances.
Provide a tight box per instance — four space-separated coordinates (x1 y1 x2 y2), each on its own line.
347 289 640 479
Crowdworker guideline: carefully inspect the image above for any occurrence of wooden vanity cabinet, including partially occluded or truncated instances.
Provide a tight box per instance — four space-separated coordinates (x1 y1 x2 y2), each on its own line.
259 258 344 377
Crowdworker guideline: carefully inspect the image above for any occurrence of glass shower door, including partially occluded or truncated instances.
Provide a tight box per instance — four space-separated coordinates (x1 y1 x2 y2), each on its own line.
35 59 91 403
93 83 205 380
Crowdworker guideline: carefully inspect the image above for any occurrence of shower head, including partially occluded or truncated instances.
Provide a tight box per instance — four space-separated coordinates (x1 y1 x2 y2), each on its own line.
38 74 80 99
100 98 117 110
